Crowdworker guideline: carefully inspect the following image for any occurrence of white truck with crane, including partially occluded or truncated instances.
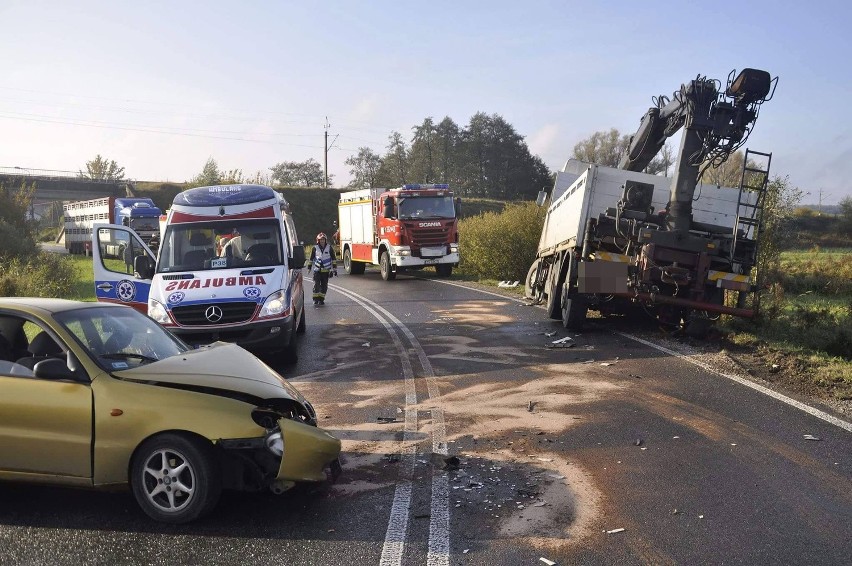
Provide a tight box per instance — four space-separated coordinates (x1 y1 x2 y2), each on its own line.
526 68 778 334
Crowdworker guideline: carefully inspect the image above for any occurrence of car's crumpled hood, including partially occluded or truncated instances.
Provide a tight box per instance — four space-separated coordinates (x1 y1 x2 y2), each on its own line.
112 342 307 404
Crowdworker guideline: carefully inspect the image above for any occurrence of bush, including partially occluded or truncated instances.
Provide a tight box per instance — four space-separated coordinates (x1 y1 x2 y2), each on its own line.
0 253 76 298
458 201 545 281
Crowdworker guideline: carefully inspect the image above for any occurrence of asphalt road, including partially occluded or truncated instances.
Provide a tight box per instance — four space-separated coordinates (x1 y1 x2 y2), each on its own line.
1 267 850 565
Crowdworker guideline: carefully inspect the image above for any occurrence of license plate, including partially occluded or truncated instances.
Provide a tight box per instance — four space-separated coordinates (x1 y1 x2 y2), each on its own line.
424 259 437 264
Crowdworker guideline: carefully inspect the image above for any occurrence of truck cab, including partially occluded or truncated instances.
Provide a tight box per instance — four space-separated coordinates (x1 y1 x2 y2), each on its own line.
92 185 306 361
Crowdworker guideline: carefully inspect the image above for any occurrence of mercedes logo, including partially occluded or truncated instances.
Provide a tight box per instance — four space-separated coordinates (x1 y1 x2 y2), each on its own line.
205 305 224 323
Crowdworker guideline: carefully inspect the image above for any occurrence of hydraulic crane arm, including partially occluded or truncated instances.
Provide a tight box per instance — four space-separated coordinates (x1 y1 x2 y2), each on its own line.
618 68 777 232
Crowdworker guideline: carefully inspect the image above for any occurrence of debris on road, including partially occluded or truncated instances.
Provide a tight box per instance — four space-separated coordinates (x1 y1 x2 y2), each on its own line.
545 331 558 337
377 416 398 424
498 280 520 288
540 558 557 566
803 434 821 441
634 439 643 446
552 336 574 344
463 549 470 554
600 362 616 366
528 400 537 412
383 454 400 463
606 528 626 534
362 342 371 347
443 456 461 470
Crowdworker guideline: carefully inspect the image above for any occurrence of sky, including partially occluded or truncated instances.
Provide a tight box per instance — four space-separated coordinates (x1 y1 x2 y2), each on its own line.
1 0 850 205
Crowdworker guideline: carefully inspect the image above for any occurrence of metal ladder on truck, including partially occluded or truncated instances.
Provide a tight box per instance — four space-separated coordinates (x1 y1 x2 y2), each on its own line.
731 148 772 309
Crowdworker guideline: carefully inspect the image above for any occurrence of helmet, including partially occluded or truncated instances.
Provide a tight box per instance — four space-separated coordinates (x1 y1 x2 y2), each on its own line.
316 232 327 243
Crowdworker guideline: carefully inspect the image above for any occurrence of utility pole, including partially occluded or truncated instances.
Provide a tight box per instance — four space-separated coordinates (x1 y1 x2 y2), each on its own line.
324 117 329 189
323 117 339 189
818 187 824 216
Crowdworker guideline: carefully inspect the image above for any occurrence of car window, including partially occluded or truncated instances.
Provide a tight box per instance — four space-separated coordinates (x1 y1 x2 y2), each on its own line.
0 316 67 379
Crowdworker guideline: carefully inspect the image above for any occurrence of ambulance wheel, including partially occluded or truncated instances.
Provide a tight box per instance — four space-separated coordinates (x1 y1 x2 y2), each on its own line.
281 318 299 363
380 252 396 281
296 306 306 334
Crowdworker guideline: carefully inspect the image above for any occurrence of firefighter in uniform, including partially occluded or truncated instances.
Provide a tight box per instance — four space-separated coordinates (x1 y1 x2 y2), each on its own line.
309 232 336 305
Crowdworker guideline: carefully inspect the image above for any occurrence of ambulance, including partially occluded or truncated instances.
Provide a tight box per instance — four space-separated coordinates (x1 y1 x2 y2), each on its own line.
91 184 306 361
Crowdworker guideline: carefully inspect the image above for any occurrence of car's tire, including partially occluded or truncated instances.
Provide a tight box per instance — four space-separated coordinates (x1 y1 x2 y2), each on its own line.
435 264 452 278
130 433 221 524
380 252 395 281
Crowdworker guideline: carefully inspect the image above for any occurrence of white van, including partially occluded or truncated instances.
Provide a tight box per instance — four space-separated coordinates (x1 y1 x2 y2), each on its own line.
92 184 306 361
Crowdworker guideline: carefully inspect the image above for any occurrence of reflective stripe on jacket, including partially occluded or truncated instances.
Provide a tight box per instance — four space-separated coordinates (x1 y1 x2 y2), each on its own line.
312 244 334 272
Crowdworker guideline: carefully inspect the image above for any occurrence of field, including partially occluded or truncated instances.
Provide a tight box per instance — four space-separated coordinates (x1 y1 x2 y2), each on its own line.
720 247 852 402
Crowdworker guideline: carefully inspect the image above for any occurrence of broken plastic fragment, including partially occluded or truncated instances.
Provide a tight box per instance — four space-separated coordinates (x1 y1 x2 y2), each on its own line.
362 342 370 347
539 558 557 566
552 336 573 344
545 331 557 337
606 528 625 534
803 434 821 441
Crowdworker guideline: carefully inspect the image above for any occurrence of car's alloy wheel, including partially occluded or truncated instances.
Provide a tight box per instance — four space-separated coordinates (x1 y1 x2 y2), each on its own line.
131 433 220 523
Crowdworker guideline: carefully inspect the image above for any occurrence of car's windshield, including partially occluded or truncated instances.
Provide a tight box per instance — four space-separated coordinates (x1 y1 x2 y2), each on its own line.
157 219 284 273
55 306 189 370
398 196 456 220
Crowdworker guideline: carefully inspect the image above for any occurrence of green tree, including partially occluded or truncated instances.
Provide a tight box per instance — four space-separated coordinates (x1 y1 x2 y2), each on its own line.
344 147 383 189
0 182 38 261
270 159 328 187
190 157 222 186
756 175 803 287
572 128 628 167
374 131 409 188
79 154 125 181
838 195 852 232
700 150 745 187
408 118 437 183
435 117 461 185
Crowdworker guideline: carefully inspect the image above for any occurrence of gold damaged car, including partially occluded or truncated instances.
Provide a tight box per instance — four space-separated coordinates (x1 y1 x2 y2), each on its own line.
0 298 341 523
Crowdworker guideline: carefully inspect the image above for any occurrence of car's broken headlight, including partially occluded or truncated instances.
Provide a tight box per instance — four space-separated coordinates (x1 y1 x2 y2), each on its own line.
265 431 283 457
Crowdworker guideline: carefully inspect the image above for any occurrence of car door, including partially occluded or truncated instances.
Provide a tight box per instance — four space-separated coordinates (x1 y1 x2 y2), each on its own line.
0 318 92 478
92 224 155 314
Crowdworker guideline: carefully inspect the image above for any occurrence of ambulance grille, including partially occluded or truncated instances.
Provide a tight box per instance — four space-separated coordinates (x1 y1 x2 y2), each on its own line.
171 302 258 326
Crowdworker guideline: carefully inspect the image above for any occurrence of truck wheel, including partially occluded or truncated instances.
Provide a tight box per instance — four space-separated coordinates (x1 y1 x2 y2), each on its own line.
343 248 354 275
546 280 562 319
524 260 541 299
561 286 587 330
380 252 396 281
435 264 452 278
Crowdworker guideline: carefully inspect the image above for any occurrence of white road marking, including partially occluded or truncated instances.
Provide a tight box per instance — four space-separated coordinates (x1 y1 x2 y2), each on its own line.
422 277 852 433
329 283 451 565
617 331 852 433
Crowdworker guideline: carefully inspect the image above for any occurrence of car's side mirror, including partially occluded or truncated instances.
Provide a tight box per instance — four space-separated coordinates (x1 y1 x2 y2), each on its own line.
33 358 77 381
290 246 306 270
135 255 155 279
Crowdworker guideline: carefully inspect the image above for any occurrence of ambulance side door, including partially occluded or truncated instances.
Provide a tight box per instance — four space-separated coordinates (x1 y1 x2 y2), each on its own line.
91 225 155 314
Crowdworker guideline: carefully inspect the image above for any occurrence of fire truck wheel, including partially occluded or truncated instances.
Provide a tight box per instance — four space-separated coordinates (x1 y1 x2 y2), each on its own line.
436 264 452 277
380 252 396 281
343 249 354 274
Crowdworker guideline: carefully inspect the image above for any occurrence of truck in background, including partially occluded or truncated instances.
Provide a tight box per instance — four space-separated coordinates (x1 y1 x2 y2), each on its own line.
526 68 777 335
63 197 161 254
91 184 306 362
338 184 460 280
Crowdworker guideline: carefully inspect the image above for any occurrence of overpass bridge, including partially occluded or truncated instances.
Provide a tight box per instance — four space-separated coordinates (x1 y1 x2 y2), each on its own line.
0 166 132 201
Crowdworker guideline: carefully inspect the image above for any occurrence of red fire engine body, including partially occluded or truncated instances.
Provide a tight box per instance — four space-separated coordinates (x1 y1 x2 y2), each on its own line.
338 184 460 281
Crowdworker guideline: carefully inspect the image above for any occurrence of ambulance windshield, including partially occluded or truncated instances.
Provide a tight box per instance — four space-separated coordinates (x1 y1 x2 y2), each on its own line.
157 219 284 273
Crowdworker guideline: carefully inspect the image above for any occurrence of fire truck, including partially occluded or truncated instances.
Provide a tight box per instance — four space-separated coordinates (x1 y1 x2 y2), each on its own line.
338 184 460 280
